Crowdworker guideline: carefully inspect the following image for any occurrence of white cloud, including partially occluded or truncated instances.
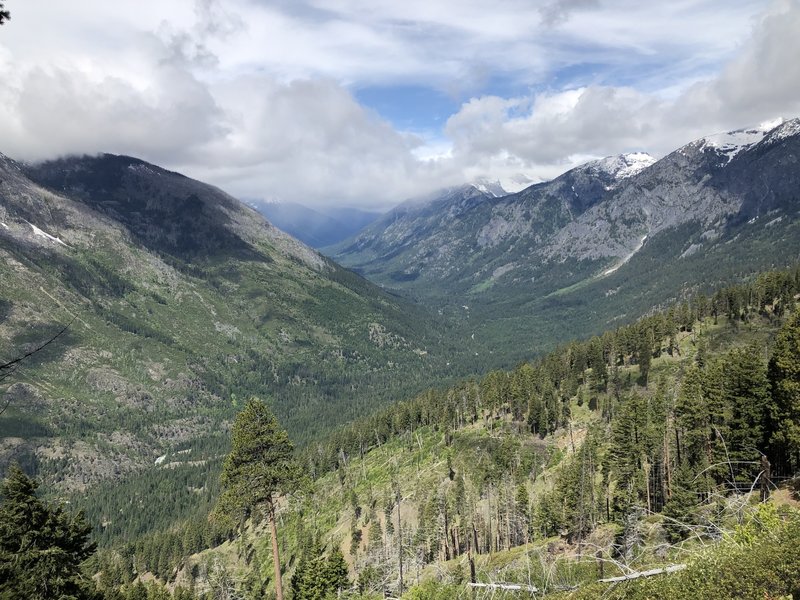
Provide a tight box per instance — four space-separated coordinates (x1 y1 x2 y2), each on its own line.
0 0 795 209
186 76 460 204
442 0 800 189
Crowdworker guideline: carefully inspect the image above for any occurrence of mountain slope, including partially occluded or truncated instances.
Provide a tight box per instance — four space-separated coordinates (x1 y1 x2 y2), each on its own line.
329 120 800 365
114 268 800 599
327 153 653 288
0 153 451 494
325 182 512 286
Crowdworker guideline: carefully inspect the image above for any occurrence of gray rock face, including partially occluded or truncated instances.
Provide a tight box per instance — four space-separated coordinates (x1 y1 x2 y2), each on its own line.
331 119 800 295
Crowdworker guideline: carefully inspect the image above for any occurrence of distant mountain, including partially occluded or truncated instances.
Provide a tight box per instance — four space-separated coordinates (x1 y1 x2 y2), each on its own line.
256 201 381 248
326 153 655 288
0 152 450 494
470 177 508 198
324 182 507 282
329 119 800 363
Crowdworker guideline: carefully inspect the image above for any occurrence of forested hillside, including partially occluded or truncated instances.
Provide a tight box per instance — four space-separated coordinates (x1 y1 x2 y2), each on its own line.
0 153 456 448
0 151 466 565
330 119 800 369
77 266 800 599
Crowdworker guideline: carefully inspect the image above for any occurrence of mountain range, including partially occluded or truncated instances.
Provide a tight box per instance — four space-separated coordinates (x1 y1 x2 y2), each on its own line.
1 117 799 562
328 118 800 364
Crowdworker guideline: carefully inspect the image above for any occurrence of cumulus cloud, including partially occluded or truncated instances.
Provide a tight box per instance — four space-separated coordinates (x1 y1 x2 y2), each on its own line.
189 76 460 204
443 0 800 186
3 59 224 164
0 0 795 209
677 0 800 128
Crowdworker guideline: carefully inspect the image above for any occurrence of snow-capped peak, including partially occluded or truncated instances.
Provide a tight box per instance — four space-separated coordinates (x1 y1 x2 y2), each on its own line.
614 152 656 179
591 152 655 180
759 117 784 131
701 128 767 162
762 117 800 144
470 178 507 198
692 117 791 164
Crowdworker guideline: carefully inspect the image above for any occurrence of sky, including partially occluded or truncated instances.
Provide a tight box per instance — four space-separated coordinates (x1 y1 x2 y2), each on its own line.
0 0 799 209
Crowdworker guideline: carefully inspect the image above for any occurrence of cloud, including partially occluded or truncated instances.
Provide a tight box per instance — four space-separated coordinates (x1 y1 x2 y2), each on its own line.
0 32 225 164
188 76 460 205
677 0 800 128
443 0 800 186
0 0 794 210
539 0 599 26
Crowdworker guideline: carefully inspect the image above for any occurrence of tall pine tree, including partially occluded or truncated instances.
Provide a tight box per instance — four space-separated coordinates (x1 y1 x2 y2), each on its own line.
768 308 800 473
213 398 306 600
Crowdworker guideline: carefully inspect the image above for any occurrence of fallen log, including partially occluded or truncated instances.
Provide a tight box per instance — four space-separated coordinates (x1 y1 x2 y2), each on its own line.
467 582 539 593
599 563 686 583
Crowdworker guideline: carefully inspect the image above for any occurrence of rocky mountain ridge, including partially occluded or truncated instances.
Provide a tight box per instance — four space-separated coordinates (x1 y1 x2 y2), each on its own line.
327 118 800 366
330 118 800 292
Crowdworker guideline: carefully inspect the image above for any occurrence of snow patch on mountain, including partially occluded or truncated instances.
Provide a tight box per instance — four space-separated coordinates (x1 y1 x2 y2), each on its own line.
471 178 507 198
590 153 656 181
759 117 785 131
693 118 793 163
761 117 800 144
27 221 69 247
701 128 768 163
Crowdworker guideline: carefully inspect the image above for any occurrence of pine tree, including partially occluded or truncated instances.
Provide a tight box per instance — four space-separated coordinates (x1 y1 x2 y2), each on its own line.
675 365 710 470
126 581 148 600
723 345 770 469
662 463 699 542
514 484 531 544
323 548 350 596
213 398 306 600
636 328 652 387
290 539 321 600
291 541 349 600
0 464 98 600
768 307 800 472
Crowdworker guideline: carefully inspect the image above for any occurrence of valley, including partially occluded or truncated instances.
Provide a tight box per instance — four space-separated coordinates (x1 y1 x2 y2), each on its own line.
3 2 800 598
329 120 800 367
0 152 463 496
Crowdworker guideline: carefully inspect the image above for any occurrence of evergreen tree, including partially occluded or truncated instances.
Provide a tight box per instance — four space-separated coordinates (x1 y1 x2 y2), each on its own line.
290 541 349 600
213 398 306 600
0 464 98 600
723 345 770 469
636 328 652 387
676 365 710 470
768 307 800 472
514 484 531 544
662 463 699 542
126 582 148 600
323 548 349 596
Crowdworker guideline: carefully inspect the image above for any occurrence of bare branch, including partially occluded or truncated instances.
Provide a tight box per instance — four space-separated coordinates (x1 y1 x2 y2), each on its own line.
0 318 75 415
